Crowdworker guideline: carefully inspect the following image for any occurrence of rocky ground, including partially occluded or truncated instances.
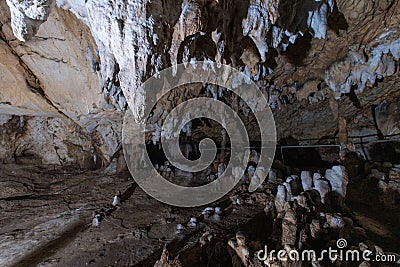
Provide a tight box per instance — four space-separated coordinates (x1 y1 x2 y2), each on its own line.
1 151 399 267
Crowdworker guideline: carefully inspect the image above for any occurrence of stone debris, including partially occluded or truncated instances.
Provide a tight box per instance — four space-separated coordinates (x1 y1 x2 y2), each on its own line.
281 208 297 246
228 231 250 267
153 246 183 267
199 231 214 247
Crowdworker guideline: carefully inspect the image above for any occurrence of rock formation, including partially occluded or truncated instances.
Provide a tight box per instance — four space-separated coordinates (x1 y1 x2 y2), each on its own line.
0 0 398 167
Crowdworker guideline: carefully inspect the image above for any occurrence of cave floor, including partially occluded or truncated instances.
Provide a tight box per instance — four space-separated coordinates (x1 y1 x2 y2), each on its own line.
0 163 269 267
1 163 400 267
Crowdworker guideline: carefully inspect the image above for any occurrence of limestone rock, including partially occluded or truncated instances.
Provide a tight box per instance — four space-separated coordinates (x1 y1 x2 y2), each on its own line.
310 219 321 238
281 208 297 246
325 166 348 197
325 213 345 228
300 171 313 191
5 0 54 41
375 100 400 136
154 247 182 267
0 181 30 199
228 232 250 267
275 184 287 214
0 40 58 116
313 174 331 203
268 169 277 183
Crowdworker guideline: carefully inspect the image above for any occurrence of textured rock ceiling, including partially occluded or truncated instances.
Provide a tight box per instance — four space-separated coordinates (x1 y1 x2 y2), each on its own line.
0 0 399 167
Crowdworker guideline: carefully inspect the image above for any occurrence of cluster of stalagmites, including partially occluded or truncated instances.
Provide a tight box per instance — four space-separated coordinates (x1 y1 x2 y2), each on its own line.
149 156 400 266
228 162 397 266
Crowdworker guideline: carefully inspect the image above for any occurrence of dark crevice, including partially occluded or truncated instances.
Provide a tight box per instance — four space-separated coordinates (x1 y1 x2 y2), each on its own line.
346 85 362 109
327 4 349 34
281 32 313 66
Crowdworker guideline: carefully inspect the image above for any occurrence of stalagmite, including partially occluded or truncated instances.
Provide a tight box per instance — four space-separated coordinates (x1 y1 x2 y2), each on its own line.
325 166 348 197
275 185 287 214
92 212 101 227
268 169 277 183
313 173 331 203
1 0 399 265
176 224 185 234
112 194 121 207
217 162 226 177
188 217 198 228
300 171 313 191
